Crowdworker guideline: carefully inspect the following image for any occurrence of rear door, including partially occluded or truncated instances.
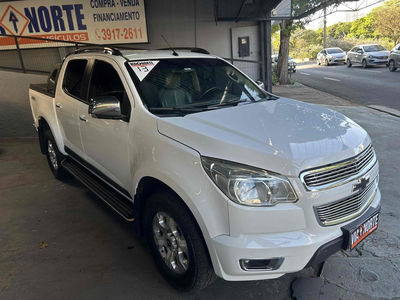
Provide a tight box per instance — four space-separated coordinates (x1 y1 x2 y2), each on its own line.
78 57 133 194
56 58 89 158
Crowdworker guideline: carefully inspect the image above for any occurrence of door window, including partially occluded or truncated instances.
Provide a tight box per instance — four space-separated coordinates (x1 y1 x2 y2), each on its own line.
63 60 88 100
89 60 131 119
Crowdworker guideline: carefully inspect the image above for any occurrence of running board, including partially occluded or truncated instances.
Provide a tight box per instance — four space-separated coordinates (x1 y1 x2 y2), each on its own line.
61 158 134 221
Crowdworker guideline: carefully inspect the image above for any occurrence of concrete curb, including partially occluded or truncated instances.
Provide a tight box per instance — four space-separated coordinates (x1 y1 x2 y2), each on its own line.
367 105 400 118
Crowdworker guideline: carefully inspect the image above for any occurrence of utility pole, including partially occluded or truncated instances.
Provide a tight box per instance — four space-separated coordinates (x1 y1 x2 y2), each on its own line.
323 6 327 48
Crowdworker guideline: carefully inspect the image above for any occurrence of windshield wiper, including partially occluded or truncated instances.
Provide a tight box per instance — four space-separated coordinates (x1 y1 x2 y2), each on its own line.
207 99 248 108
148 107 207 114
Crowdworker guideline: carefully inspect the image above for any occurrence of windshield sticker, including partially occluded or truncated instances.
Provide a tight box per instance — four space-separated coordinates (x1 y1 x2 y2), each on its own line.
129 61 159 81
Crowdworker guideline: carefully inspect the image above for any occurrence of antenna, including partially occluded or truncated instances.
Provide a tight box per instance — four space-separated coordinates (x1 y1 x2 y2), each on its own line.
161 35 179 56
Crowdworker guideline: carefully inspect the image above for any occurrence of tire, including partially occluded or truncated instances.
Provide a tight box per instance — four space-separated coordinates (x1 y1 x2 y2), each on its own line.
143 191 217 292
389 60 397 72
292 69 296 73
325 59 330 66
347 59 352 67
362 59 368 69
44 130 69 180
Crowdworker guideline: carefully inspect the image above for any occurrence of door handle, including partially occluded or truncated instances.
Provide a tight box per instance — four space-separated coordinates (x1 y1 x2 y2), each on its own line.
79 115 88 122
56 103 62 108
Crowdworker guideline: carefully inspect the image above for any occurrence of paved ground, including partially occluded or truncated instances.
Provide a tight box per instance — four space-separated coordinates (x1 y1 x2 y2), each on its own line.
1 86 400 299
292 63 400 111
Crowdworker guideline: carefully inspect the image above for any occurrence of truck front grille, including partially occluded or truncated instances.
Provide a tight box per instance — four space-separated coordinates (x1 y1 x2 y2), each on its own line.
315 176 378 226
300 144 376 191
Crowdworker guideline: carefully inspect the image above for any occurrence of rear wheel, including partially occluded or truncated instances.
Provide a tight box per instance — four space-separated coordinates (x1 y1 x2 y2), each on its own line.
44 130 69 180
347 59 352 67
362 59 368 69
143 191 217 292
389 60 397 72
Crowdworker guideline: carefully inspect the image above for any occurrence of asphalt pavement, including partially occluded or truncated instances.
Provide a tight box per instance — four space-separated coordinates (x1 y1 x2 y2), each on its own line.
292 63 400 111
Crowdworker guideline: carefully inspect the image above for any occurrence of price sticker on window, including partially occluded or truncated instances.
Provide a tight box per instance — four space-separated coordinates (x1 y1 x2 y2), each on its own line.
129 61 159 81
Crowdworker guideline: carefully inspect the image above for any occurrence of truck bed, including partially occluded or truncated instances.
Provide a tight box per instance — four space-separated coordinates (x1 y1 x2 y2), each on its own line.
30 83 55 97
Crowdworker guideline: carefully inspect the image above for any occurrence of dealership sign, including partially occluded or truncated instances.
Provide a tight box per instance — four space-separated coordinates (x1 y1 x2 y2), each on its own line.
0 0 148 49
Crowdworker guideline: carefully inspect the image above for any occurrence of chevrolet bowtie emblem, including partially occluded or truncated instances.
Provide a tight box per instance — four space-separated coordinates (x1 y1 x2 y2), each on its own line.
353 175 370 193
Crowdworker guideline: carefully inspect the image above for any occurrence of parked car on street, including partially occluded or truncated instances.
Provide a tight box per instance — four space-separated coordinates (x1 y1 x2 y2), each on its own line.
30 47 381 292
317 48 346 65
272 54 296 72
388 43 400 72
346 44 390 68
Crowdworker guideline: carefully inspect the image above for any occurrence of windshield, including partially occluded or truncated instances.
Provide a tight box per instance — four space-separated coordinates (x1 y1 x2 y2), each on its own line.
129 58 272 114
327 49 343 54
364 45 386 52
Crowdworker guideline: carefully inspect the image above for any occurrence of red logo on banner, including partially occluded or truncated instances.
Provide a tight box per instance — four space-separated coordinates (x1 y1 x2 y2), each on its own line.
0 5 30 36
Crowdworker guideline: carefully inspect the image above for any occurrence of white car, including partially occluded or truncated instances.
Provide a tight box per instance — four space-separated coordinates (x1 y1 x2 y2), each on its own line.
29 47 381 291
346 44 390 68
317 48 346 65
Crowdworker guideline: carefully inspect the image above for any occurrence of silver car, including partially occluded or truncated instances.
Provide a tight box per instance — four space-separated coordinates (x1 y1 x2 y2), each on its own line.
388 43 400 72
346 44 390 68
317 48 346 65
272 54 296 72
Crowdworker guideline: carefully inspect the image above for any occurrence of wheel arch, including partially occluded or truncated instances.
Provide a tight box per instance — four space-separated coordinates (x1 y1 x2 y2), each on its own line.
133 175 211 239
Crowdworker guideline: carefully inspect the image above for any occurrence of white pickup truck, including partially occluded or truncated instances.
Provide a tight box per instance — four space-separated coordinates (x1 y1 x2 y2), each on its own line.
30 47 381 291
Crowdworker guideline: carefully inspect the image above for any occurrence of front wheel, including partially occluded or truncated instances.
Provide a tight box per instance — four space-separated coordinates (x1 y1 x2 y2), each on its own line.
143 191 217 292
44 130 69 180
389 60 397 72
325 59 330 66
362 59 368 69
347 59 352 67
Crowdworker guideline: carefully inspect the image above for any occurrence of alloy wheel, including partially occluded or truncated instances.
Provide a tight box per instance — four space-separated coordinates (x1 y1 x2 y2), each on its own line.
47 140 58 170
389 61 397 72
152 212 189 274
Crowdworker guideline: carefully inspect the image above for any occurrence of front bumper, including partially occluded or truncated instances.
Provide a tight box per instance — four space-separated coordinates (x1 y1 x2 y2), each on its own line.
206 188 381 281
367 59 388 65
329 58 346 63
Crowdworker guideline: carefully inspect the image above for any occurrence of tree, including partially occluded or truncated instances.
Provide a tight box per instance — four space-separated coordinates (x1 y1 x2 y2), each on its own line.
372 5 400 47
277 20 295 84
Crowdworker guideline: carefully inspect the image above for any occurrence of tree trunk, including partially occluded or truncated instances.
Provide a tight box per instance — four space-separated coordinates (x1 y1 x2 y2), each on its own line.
277 20 293 85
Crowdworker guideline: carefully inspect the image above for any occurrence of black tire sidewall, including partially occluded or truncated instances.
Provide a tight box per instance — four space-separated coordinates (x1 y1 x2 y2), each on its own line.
362 60 367 68
143 192 206 291
389 60 397 72
44 130 66 179
347 59 352 67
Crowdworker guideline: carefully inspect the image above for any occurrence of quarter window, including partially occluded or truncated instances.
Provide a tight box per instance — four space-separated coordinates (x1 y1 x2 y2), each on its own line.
63 59 88 100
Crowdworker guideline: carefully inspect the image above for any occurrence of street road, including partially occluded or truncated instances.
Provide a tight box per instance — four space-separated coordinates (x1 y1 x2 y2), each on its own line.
293 63 400 110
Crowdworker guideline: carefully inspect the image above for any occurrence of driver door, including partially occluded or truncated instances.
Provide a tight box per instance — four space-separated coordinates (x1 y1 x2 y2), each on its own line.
78 58 133 194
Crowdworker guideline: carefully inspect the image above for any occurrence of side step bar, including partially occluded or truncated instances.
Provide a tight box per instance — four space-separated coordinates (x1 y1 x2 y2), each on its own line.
61 158 134 221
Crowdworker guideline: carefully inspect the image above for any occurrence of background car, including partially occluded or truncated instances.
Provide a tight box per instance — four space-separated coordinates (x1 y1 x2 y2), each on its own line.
388 43 400 72
317 48 346 65
346 44 390 68
272 54 297 72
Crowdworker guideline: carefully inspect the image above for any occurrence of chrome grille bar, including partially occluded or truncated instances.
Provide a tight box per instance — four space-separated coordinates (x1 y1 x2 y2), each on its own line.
300 144 376 191
315 176 378 226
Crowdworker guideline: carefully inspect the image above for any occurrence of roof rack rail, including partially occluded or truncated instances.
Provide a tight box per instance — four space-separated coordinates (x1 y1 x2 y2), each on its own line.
158 47 210 55
74 46 123 56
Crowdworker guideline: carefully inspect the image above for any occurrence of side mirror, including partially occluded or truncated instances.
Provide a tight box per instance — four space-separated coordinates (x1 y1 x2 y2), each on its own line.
89 96 121 119
357 50 363 54
256 80 265 89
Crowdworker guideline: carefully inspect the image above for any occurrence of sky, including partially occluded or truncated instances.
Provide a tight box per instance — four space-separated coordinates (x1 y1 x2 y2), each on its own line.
305 0 387 30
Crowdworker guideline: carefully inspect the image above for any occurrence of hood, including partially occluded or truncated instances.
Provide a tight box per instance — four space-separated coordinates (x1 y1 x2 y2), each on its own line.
367 51 390 57
157 98 371 176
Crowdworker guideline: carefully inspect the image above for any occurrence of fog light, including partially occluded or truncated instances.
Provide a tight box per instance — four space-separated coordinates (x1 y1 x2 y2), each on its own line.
240 258 284 271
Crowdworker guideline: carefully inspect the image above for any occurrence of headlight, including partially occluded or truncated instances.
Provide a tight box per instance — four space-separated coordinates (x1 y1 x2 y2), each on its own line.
327 55 334 59
201 157 298 206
